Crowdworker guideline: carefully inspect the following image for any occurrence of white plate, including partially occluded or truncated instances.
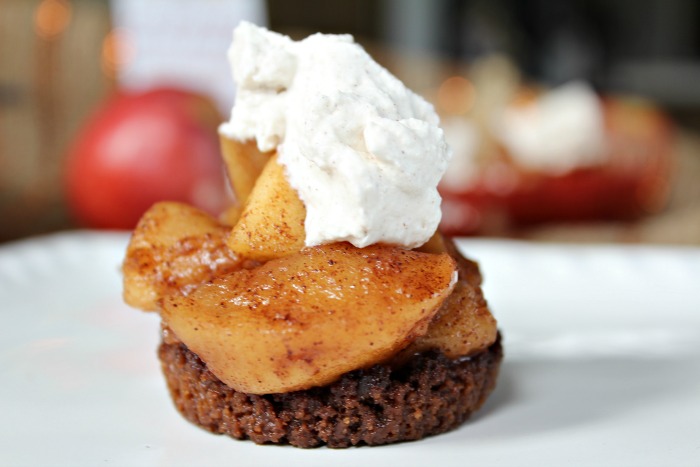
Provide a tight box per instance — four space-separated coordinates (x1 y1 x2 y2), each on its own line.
1 232 699 467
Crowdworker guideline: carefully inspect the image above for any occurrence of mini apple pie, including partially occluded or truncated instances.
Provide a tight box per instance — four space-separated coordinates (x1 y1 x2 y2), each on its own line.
122 140 501 447
122 23 501 448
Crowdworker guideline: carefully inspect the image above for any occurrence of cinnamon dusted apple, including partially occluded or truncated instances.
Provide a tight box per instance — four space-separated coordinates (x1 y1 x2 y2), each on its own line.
162 242 457 394
227 154 306 261
123 202 242 312
122 22 501 448
405 234 497 360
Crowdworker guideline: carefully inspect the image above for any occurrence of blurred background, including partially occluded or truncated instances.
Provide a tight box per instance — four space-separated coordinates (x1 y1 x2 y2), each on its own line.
1 0 699 244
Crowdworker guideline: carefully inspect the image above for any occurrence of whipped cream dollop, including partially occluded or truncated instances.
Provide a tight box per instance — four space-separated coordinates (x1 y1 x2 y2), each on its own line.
495 81 607 174
219 22 451 249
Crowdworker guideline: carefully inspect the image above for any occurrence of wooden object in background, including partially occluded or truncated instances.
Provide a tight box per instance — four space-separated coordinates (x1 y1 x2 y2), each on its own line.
0 0 112 242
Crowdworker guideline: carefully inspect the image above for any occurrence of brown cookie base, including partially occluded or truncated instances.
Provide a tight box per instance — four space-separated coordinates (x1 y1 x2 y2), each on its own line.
158 333 502 448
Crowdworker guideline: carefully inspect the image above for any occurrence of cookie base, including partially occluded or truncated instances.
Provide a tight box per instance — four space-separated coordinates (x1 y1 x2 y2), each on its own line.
158 334 502 448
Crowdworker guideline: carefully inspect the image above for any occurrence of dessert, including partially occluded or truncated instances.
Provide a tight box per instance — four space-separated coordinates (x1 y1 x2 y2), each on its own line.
123 22 501 448
437 75 674 236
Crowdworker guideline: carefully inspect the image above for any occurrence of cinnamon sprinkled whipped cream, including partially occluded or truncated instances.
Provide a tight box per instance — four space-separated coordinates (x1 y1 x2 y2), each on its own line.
219 22 451 249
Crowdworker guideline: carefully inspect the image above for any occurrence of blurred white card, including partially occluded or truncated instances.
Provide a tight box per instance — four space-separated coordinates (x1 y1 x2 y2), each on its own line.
110 0 266 112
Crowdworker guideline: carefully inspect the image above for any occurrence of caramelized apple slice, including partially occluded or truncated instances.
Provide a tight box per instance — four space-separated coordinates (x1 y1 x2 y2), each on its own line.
162 243 457 394
123 202 242 311
218 203 244 226
399 269 497 359
227 154 306 261
389 233 498 359
404 236 497 358
416 230 448 254
220 135 272 205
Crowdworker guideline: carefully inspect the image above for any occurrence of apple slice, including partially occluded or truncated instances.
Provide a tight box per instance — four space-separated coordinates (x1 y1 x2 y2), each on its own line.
227 154 306 261
410 234 498 358
219 135 272 205
123 202 242 312
162 242 457 394
398 268 497 359
218 203 243 226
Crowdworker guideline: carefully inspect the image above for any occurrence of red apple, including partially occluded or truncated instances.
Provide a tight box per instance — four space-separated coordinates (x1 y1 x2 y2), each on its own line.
64 87 230 230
